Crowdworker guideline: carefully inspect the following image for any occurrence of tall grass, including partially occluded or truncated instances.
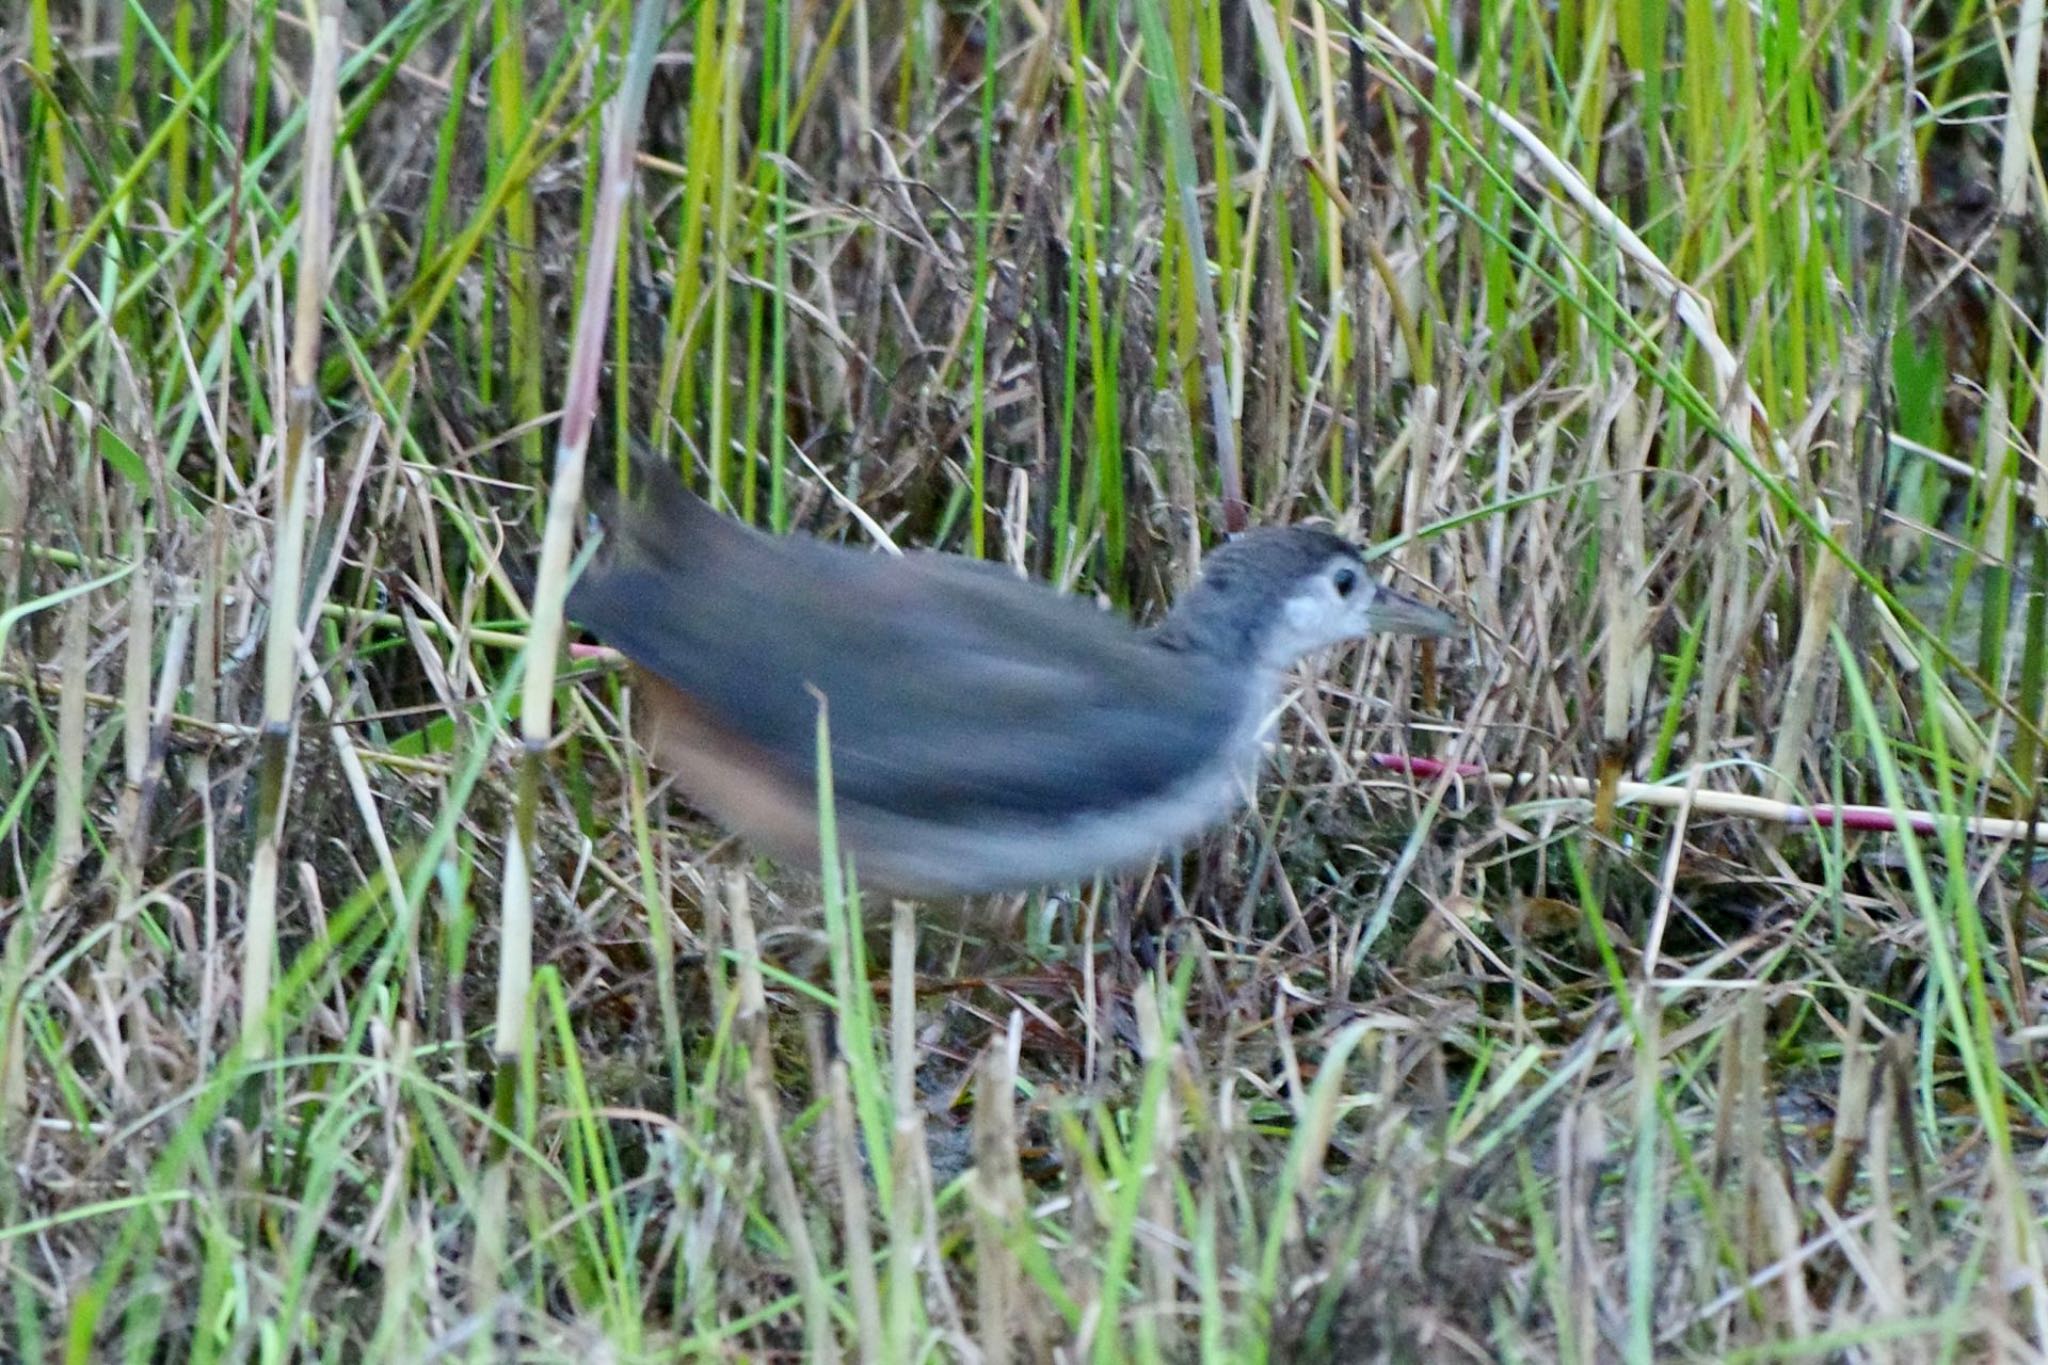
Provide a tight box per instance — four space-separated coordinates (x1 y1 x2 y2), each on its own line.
3 0 2046 1357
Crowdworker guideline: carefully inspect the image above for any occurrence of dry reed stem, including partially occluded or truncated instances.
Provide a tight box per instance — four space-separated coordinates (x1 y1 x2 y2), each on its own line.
243 0 341 1058
1133 0 1244 531
494 0 666 1066
831 1054 886 1364
731 870 838 1360
1371 752 2048 843
972 1012 1027 1365
1136 983 1181 1351
1772 527 1853 800
41 489 91 915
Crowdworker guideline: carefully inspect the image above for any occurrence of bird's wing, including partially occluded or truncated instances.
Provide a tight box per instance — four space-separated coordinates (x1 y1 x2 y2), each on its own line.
566 476 1248 826
814 552 1251 823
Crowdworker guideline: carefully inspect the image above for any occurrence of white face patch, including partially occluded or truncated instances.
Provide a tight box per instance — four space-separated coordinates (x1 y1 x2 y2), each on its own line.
1283 593 1324 637
1258 556 1376 669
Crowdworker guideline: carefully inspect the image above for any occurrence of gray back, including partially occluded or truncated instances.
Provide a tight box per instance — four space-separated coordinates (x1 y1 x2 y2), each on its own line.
566 469 1248 826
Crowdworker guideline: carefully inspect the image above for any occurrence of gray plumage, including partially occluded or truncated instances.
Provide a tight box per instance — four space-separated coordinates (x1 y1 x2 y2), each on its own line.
567 463 1455 895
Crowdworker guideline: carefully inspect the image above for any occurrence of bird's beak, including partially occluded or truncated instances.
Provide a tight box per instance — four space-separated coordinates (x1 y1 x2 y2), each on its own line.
1364 583 1461 637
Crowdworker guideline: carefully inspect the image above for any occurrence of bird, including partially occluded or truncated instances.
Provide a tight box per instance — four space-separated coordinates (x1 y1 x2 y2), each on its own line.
565 461 1457 897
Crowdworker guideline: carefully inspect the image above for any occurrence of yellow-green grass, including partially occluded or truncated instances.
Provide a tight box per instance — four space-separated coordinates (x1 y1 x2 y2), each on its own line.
3 0 2045 1357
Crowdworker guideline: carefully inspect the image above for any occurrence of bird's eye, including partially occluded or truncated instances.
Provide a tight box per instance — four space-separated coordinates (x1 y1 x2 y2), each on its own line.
1333 567 1358 598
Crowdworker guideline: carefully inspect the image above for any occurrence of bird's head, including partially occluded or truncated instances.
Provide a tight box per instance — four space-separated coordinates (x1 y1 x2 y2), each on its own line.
1157 528 1458 670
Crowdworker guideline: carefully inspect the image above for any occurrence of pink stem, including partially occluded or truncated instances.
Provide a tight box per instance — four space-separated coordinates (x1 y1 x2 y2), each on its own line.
1366 754 2023 843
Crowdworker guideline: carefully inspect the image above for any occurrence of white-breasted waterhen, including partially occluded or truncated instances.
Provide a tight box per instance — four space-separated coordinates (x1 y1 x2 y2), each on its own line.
567 462 1456 896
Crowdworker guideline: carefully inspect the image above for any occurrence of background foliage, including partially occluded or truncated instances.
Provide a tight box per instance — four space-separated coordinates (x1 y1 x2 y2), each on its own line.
4 0 2047 1357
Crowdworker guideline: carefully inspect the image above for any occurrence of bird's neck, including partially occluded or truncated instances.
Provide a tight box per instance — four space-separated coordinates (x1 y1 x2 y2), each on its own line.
1149 616 1295 771
1150 592 1269 668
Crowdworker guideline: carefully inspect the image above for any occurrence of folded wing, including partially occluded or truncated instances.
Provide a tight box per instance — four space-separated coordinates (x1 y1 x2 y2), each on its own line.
565 469 1246 831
